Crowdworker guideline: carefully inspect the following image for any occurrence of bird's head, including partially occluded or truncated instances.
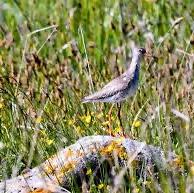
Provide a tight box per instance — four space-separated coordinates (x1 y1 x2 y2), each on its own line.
138 48 146 56
132 47 146 56
131 47 146 62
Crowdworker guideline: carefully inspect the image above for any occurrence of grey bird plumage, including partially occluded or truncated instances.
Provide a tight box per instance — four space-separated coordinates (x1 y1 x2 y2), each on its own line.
82 47 146 103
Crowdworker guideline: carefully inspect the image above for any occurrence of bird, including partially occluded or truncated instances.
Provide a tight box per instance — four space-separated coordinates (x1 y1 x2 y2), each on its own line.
82 47 146 135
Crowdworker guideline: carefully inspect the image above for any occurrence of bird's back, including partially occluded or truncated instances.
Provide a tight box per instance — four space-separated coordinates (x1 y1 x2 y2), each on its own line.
82 72 135 103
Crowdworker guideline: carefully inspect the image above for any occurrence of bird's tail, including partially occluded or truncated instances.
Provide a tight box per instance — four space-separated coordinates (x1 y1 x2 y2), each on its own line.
81 96 91 103
81 98 88 103
81 94 97 103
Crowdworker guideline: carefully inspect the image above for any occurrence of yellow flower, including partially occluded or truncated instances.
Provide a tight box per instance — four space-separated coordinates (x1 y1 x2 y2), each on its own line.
114 127 122 133
97 112 103 119
111 116 116 121
190 166 194 176
105 114 115 121
40 130 46 136
184 123 190 130
35 116 42 124
46 139 53 145
0 102 4 109
102 121 109 126
86 168 92 175
133 188 140 193
75 126 84 135
85 115 91 124
133 120 141 128
98 183 105 189
68 119 74 125
80 115 92 124
0 98 4 109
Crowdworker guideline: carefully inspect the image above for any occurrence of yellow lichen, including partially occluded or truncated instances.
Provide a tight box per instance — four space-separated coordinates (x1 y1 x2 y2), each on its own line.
30 188 52 193
76 149 84 157
43 163 56 175
115 137 125 143
100 140 127 160
170 157 183 168
60 161 76 173
64 148 74 158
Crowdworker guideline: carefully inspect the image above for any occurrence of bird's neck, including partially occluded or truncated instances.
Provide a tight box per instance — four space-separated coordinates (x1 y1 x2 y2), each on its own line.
126 56 141 78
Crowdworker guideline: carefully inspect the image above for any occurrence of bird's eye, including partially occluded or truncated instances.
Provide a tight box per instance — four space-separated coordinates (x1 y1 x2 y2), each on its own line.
139 48 146 54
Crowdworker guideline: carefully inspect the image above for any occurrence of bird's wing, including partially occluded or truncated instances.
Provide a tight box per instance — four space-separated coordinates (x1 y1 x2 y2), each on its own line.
82 74 131 102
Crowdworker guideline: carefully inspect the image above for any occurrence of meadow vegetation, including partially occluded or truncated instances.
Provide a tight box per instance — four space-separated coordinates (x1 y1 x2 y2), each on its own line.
0 0 194 192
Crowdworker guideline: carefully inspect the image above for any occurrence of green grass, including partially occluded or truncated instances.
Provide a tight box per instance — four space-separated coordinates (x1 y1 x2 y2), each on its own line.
1 0 194 192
